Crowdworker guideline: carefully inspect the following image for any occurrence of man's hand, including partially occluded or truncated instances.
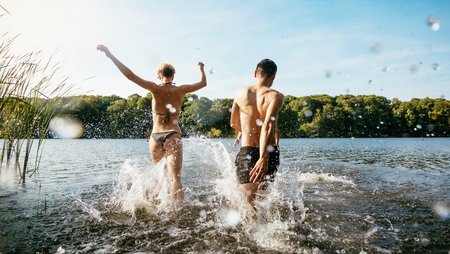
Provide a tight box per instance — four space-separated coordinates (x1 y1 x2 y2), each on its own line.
96 44 112 58
249 158 268 183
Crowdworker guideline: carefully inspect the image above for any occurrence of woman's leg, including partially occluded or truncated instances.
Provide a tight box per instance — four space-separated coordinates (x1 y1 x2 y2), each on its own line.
149 137 165 164
163 133 184 205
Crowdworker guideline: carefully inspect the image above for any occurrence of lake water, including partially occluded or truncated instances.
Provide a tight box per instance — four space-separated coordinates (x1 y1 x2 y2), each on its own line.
0 138 449 253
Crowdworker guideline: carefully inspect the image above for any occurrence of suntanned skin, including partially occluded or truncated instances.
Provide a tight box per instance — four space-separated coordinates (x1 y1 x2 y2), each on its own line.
230 68 284 205
96 44 206 206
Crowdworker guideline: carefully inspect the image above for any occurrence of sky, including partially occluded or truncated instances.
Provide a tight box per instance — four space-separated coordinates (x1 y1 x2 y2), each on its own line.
1 0 450 101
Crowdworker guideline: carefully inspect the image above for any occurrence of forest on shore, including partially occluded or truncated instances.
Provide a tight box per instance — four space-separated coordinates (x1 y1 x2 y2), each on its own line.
49 93 450 138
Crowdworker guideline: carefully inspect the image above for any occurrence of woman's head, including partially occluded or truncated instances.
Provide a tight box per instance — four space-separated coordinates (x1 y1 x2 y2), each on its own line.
157 63 176 79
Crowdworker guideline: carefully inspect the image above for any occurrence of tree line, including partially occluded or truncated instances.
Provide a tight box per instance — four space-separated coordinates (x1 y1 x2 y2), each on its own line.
51 93 450 138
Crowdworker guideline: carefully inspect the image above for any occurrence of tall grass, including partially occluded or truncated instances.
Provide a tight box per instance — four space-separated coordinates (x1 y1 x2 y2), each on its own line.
0 15 72 183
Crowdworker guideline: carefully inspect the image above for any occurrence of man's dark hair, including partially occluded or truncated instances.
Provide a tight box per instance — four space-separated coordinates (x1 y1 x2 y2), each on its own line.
256 59 277 78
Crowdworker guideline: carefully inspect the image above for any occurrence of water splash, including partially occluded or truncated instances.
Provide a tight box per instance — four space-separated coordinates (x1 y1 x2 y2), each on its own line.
298 172 356 187
68 192 103 221
112 158 173 216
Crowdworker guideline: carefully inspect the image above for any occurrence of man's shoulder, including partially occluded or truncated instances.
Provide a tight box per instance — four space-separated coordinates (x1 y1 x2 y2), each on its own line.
264 88 284 100
234 85 254 97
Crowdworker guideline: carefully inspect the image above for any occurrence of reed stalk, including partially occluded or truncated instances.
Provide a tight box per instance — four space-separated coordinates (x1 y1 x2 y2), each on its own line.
0 15 72 183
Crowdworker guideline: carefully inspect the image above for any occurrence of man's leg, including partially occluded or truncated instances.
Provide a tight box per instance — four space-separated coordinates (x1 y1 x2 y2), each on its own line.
164 134 184 206
240 183 259 205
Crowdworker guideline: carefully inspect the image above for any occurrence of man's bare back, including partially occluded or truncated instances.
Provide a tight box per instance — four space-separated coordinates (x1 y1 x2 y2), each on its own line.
231 59 284 206
233 85 282 147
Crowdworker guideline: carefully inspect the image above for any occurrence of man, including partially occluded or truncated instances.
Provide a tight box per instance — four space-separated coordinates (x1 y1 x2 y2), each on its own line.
96 44 207 206
230 59 284 206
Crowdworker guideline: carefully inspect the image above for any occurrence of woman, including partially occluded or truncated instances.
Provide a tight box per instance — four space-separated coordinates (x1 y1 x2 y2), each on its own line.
96 44 207 206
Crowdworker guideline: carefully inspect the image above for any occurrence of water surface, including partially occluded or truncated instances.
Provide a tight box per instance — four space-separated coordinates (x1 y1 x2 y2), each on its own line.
0 138 449 253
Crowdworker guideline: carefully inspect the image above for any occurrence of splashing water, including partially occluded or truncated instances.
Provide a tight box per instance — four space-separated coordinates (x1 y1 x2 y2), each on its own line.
112 158 172 216
298 172 356 187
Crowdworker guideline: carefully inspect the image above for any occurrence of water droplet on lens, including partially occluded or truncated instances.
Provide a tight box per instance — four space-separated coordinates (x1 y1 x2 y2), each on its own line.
380 121 384 125
382 65 390 72
267 145 275 152
256 119 263 126
416 124 422 129
187 97 194 102
270 116 276 121
209 68 215 74
169 107 177 113
219 207 240 227
302 101 308 106
427 15 440 31
49 117 84 139
370 42 382 54
432 202 449 219
368 80 373 85
431 63 440 71
199 210 207 221
245 154 252 160
304 109 313 118
166 104 172 109
324 69 332 78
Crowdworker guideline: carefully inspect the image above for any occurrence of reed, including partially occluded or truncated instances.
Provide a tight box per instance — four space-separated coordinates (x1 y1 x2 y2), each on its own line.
0 26 72 183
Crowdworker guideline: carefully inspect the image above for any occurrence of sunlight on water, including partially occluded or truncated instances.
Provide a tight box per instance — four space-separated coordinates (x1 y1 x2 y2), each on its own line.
49 116 84 139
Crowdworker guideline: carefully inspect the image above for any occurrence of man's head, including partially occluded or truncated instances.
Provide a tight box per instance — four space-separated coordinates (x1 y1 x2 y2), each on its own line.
157 63 176 80
255 58 277 78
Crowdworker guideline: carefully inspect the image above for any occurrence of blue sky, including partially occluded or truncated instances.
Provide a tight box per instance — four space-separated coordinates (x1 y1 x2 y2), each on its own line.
2 0 450 100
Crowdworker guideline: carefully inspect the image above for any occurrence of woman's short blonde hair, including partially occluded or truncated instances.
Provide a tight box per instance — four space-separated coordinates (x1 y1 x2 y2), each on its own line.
157 63 176 78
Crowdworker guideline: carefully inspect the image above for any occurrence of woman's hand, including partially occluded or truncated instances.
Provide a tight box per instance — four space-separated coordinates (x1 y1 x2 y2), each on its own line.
198 62 205 71
96 44 112 58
